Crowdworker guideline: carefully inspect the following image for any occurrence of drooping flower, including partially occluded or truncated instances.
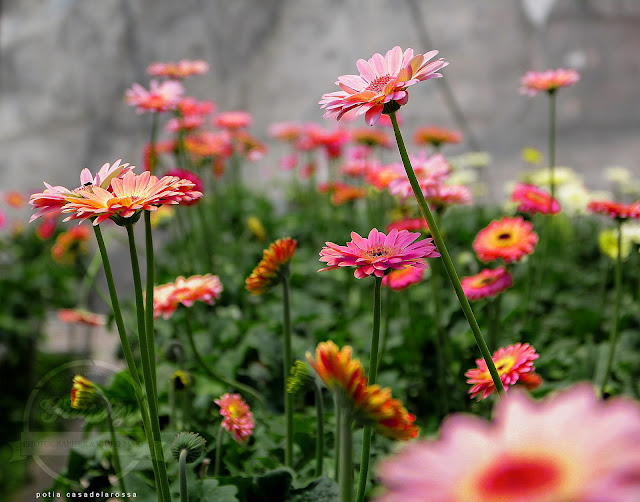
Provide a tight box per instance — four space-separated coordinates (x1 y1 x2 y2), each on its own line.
473 216 538 263
146 60 209 79
214 111 252 130
307 341 418 440
70 375 99 409
376 384 640 502
461 267 513 301
520 68 580 96
320 46 448 126
465 343 540 400
246 238 297 295
512 183 561 215
319 228 439 279
382 265 425 291
413 126 462 148
125 80 184 113
588 199 640 220
58 308 106 327
51 225 91 264
171 274 223 308
170 370 191 391
214 393 255 442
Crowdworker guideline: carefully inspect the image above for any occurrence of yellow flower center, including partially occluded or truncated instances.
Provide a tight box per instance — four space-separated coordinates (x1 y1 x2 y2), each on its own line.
491 230 517 247
494 355 516 376
365 246 389 258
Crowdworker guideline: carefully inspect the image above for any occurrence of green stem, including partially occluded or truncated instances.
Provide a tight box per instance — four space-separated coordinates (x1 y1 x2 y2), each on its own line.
125 223 171 502
334 399 341 482
313 381 325 477
169 386 178 430
149 114 159 174
548 91 557 203
489 295 502 352
389 112 505 395
338 409 353 502
600 220 624 394
430 258 450 416
214 425 224 477
196 201 214 272
354 276 382 502
92 226 161 498
144 212 158 408
101 393 127 495
377 284 392 374
282 272 294 467
183 314 266 408
179 448 188 502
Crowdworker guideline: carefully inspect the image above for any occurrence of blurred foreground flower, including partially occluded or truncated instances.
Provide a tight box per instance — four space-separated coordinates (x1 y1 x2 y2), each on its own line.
320 46 447 125
520 68 580 96
377 384 640 502
319 228 439 279
461 267 513 301
465 343 540 400
215 393 254 442
473 216 538 263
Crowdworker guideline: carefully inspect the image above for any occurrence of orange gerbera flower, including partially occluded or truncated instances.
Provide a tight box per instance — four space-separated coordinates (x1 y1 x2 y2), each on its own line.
307 341 418 440
245 238 297 295
58 308 106 327
473 216 538 263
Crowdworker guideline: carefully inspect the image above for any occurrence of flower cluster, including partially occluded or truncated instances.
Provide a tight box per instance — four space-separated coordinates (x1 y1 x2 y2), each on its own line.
215 393 255 442
246 238 297 295
152 274 223 319
307 341 418 440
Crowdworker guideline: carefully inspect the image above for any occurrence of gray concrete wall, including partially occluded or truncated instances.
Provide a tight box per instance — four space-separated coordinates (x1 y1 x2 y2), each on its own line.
1 0 639 197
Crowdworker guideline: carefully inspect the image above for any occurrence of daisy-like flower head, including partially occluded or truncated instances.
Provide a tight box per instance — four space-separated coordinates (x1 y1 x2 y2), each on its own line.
461 267 513 301
70 375 99 409
387 153 451 200
165 168 204 204
165 114 205 133
382 265 425 291
512 183 561 215
268 121 302 142
146 59 209 79
427 184 473 208
185 131 233 159
351 128 392 148
520 68 580 96
319 228 440 279
320 46 448 126
58 308 106 327
414 126 462 148
246 238 297 295
307 341 418 440
214 111 252 130
51 225 91 264
587 199 640 221
151 283 178 320
171 274 223 308
376 384 640 502
29 184 80 223
5 191 26 208
473 216 538 263
61 170 202 226
125 80 184 114
465 343 539 400
328 182 368 206
178 97 216 117
214 393 255 442
366 163 406 190
79 159 134 190
386 217 429 234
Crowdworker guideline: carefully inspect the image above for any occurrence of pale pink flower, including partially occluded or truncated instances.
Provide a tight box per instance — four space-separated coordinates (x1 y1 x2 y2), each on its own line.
465 343 539 400
320 46 448 126
427 184 473 208
151 283 178 319
279 153 299 171
376 384 640 502
125 80 184 113
171 274 223 308
178 97 216 117
387 153 451 200
165 115 205 133
79 159 134 190
382 265 425 291
520 68 580 96
214 111 252 130
215 393 255 442
29 183 79 222
147 60 209 79
319 228 440 279
58 308 106 327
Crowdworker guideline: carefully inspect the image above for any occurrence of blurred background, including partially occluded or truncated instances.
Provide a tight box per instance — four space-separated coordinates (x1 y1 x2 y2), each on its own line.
1 0 639 197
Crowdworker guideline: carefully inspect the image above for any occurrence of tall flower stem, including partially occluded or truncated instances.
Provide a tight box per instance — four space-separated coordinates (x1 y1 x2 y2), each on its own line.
600 219 624 394
377 284 392 374
213 425 224 476
430 258 450 416
98 390 127 495
334 399 341 482
178 449 188 502
489 295 502 351
92 226 164 501
313 380 325 477
183 314 266 407
149 114 159 174
338 408 353 502
354 276 382 502
144 212 158 405
282 271 294 467
389 112 505 394
125 223 171 502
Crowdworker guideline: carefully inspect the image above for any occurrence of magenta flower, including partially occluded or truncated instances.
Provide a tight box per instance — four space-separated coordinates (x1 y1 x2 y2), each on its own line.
319 228 440 279
320 46 448 126
125 80 184 113
214 111 252 130
520 68 580 96
376 384 640 502
512 182 561 215
461 267 513 301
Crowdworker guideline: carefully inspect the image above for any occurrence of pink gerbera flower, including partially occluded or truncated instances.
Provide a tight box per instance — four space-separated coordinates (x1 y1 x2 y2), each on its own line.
461 267 513 301
512 183 561 215
214 111 252 130
386 217 429 233
320 46 448 126
178 97 216 117
319 228 440 279
465 343 539 400
125 80 184 113
387 153 451 200
151 283 178 319
57 308 106 327
146 60 209 79
268 121 302 142
171 274 223 308
427 184 473 208
214 393 255 442
165 115 205 133
520 68 580 96
376 384 640 502
473 216 538 263
588 199 640 220
165 168 204 203
382 265 425 291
